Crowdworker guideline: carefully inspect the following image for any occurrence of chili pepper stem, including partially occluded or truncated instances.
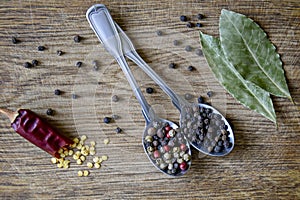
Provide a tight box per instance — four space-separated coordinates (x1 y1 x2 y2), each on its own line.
0 108 18 123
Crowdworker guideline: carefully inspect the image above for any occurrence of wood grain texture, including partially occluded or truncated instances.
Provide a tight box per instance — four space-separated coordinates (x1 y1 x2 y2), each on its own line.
0 0 299 199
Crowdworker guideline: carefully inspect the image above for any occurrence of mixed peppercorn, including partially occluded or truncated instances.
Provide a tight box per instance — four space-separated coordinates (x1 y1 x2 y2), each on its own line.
143 120 191 176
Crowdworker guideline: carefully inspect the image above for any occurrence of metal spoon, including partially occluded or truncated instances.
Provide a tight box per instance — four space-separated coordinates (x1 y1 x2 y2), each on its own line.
113 22 234 156
86 4 191 176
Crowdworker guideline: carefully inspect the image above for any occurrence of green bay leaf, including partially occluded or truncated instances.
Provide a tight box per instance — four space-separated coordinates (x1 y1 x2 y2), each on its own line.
219 9 292 101
200 32 276 123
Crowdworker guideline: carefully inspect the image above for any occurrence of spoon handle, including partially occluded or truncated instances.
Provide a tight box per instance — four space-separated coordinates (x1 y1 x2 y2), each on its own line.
114 23 186 110
86 4 153 123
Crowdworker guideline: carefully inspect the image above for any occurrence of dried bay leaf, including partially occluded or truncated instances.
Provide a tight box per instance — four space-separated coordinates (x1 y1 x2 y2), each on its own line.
200 32 276 123
219 9 292 101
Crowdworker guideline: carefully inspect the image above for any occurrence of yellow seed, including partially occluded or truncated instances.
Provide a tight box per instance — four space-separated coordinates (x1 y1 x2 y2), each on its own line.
57 163 63 168
84 145 90 150
90 141 96 147
94 163 101 169
51 157 58 164
103 138 110 145
75 151 81 156
76 143 82 150
81 135 87 141
68 150 74 156
87 162 93 168
73 154 79 160
101 155 108 161
73 138 79 144
64 150 69 156
76 159 82 165
63 160 70 165
93 156 99 163
90 150 96 155
58 158 64 163
83 170 89 176
82 150 89 156
58 148 64 154
78 171 83 177
71 143 77 148
63 164 69 169
60 153 66 158
80 155 86 161
89 146 95 151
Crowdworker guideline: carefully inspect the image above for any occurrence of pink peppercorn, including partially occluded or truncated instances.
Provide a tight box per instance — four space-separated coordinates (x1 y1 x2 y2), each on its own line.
180 143 187 151
163 145 170 152
179 162 187 171
153 150 160 158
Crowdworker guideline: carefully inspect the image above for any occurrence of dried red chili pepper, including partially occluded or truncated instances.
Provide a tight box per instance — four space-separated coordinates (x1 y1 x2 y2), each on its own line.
0 108 73 158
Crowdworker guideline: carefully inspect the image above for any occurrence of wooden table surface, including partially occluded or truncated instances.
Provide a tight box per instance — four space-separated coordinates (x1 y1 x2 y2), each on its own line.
0 0 299 199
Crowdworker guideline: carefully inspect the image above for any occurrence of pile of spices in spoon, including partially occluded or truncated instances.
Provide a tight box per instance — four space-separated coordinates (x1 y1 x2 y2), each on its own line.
180 104 232 154
144 120 191 175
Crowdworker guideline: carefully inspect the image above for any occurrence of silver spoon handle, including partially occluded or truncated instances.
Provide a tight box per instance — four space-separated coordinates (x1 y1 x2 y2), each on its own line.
115 23 186 111
86 4 153 122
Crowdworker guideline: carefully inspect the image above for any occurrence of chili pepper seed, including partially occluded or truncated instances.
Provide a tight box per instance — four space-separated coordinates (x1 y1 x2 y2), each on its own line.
78 170 83 177
83 170 89 176
103 138 110 145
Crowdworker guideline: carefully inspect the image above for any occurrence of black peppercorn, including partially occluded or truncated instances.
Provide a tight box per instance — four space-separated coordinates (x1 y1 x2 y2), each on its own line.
12 37 19 44
169 63 176 69
76 61 82 68
37 46 45 51
46 108 54 116
198 96 204 104
196 23 202 27
32 59 38 66
74 35 81 43
207 91 213 98
23 62 32 68
197 13 205 20
156 30 163 36
187 66 194 71
56 50 63 56
115 127 122 133
103 117 112 124
180 15 188 22
186 22 194 28
54 89 61 95
146 87 154 94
